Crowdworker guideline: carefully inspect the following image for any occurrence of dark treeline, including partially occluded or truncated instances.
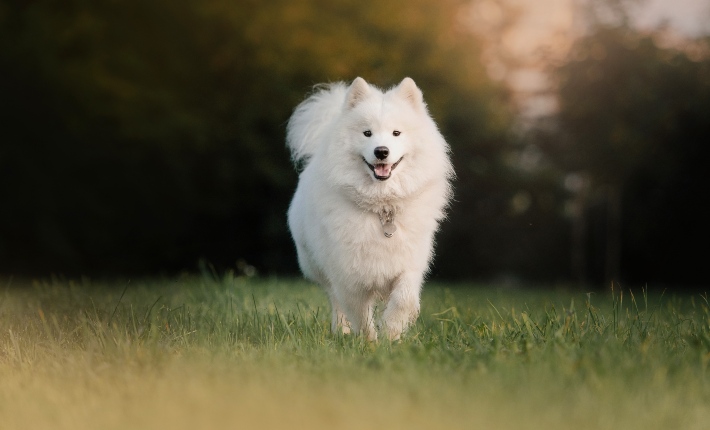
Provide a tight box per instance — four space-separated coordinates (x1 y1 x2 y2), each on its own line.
549 24 710 288
1 0 708 289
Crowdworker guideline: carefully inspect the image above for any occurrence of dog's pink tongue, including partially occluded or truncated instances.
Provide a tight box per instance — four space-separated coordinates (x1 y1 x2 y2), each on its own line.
375 164 391 177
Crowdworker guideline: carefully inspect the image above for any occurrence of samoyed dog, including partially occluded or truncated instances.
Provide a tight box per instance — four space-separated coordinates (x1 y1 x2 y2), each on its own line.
286 77 453 341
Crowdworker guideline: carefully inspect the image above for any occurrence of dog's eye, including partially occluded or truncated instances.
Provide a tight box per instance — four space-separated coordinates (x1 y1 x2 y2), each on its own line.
393 130 401 137
363 130 372 137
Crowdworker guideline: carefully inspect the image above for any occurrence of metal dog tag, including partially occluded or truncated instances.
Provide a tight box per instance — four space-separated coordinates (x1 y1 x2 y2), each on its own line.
383 220 397 238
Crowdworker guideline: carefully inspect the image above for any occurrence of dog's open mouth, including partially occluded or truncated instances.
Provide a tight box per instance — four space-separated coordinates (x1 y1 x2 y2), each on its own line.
363 157 403 181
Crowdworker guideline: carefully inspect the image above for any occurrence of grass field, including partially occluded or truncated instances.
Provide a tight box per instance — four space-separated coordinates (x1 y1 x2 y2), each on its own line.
1 275 709 429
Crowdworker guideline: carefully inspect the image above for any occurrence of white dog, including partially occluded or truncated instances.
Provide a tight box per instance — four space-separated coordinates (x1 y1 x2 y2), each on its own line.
286 77 453 340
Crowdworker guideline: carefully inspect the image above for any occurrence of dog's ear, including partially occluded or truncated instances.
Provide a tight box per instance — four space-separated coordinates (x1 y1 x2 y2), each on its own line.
395 77 424 111
345 77 370 109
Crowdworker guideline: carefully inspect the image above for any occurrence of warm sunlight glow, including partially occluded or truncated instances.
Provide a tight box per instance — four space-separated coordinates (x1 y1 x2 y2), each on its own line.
465 0 710 117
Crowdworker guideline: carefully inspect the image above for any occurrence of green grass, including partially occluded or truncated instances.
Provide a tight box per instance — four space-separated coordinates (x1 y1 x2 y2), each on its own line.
1 275 709 429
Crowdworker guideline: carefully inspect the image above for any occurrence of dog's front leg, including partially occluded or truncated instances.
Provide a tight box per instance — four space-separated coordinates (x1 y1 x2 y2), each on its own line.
335 288 377 341
329 295 351 335
382 274 422 340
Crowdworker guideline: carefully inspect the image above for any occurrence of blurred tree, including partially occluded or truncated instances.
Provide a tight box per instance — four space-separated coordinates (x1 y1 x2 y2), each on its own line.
0 0 515 278
548 22 710 286
4 0 707 287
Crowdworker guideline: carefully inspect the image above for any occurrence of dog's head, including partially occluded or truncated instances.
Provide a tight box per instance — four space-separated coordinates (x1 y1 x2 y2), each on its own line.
343 77 425 183
329 77 451 203
341 77 429 183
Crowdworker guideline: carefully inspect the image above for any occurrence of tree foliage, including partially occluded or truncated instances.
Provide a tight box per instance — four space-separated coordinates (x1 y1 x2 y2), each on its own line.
0 0 512 277
549 24 710 285
3 1 708 287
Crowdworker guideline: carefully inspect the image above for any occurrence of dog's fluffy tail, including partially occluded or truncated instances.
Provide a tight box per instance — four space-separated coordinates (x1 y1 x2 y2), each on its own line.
286 82 347 165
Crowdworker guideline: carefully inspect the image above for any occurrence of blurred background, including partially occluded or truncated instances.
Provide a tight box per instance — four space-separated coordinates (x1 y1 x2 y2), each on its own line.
1 0 708 289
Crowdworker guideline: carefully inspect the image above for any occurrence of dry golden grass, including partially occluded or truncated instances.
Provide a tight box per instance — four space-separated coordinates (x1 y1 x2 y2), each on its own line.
1 276 709 429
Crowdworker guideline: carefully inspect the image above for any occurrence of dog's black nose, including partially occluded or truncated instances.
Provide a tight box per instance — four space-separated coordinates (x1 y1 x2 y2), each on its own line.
374 146 389 160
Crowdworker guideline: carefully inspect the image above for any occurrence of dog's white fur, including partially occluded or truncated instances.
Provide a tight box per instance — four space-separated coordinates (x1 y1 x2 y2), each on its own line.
287 77 453 340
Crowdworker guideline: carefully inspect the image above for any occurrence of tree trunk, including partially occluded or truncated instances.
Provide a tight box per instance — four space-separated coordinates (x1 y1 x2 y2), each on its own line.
570 173 590 289
605 185 622 284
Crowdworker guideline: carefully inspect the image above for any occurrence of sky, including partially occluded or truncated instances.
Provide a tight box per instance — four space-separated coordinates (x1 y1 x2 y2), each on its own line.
495 0 710 117
506 0 710 62
633 0 710 35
